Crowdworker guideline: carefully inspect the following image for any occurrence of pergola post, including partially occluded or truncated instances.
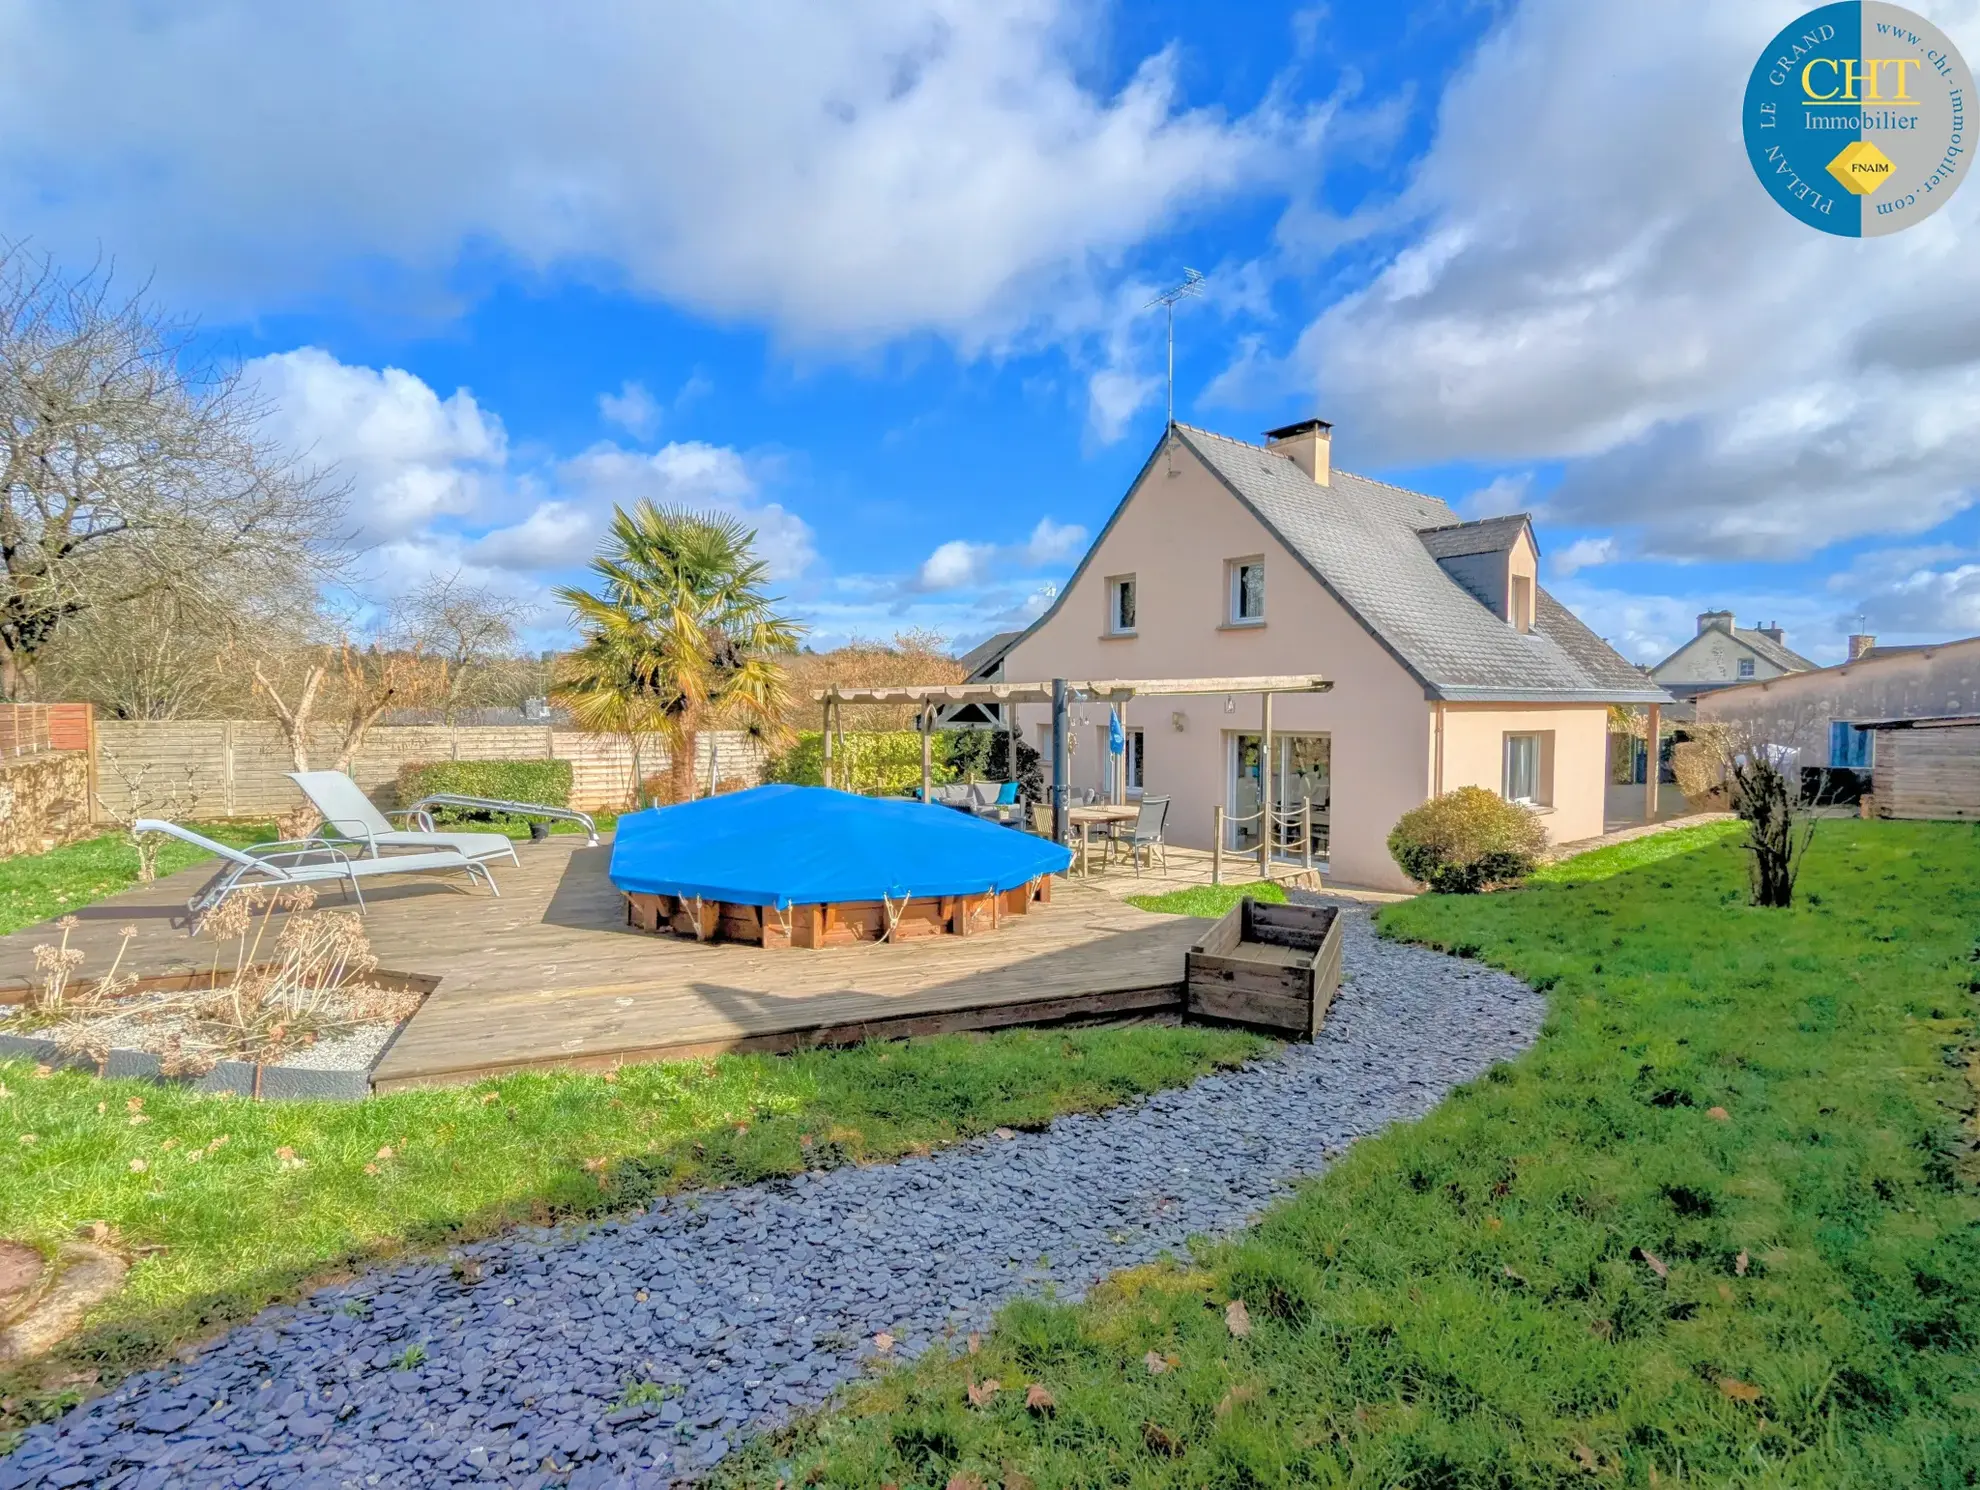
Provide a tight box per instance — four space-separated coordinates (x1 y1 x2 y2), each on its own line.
1258 688 1274 878
1051 678 1069 846
919 701 933 804
821 696 834 789
1644 701 1662 821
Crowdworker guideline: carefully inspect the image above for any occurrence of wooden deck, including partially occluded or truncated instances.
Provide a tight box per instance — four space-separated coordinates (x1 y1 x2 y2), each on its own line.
0 838 1208 1090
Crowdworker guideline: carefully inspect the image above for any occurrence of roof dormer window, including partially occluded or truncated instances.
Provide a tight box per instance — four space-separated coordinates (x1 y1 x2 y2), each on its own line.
1510 574 1534 633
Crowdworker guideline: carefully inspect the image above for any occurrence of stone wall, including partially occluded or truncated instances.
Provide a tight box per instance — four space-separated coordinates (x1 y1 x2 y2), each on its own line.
0 750 92 857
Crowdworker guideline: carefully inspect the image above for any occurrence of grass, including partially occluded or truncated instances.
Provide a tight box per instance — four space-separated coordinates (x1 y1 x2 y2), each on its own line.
0 821 277 938
0 1024 1266 1430
1123 881 1287 919
717 819 1980 1488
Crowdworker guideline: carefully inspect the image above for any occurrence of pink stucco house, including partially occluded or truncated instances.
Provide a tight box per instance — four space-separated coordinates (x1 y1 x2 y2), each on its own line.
1000 420 1668 892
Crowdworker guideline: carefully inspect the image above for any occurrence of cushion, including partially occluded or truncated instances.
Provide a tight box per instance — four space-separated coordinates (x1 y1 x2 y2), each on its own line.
968 782 999 808
997 781 1019 804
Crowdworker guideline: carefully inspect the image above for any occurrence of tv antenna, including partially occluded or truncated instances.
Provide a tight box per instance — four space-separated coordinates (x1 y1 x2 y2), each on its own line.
1145 268 1205 470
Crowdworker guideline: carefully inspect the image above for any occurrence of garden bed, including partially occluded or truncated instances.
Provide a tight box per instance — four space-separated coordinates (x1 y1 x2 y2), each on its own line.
0 965 436 1100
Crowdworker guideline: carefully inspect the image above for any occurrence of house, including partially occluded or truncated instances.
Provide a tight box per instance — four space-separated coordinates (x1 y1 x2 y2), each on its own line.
997 420 1669 892
1650 611 1817 702
1694 632 1980 787
941 630 1024 728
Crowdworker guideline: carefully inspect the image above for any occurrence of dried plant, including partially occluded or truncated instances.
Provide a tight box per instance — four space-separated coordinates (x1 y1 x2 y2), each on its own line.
29 915 84 1013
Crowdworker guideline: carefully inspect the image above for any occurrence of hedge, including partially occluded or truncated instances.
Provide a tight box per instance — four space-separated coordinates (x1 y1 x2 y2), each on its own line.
762 731 949 797
395 759 574 825
1386 785 1547 893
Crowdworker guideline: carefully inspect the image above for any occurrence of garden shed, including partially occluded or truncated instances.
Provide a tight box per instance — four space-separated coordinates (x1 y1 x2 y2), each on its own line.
1860 714 1980 821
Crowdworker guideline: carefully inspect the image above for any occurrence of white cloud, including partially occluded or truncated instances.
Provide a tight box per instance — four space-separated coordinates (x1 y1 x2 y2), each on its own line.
597 380 662 440
1291 0 1980 561
1023 517 1088 565
1830 550 1980 640
472 502 597 571
0 3 1307 350
1550 537 1615 578
247 347 505 544
557 441 817 580
1463 472 1532 519
915 539 997 592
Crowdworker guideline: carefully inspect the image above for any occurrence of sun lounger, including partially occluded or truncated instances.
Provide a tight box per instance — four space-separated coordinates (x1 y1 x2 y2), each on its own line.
289 771 528 865
134 819 500 918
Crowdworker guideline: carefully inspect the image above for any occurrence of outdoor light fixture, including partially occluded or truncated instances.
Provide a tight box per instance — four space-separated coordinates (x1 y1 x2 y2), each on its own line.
1171 711 1187 732
1224 694 1235 713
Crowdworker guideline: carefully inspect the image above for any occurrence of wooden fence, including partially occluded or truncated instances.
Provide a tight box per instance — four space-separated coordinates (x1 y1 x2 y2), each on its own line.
0 702 93 759
90 720 768 820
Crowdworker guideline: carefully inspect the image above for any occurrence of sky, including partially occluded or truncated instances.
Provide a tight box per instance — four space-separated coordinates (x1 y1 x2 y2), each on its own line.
3 0 1978 666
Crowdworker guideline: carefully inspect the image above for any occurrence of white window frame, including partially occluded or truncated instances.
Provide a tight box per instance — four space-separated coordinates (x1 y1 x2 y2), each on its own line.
1737 657 1756 678
1227 557 1265 625
1509 573 1534 633
1106 574 1137 636
1503 732 1546 806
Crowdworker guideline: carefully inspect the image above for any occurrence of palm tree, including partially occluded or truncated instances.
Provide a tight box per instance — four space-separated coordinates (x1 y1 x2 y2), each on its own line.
553 503 803 806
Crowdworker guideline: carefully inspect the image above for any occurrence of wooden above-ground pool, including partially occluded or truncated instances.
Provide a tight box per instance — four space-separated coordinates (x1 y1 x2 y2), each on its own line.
610 784 1073 950
625 874 1053 948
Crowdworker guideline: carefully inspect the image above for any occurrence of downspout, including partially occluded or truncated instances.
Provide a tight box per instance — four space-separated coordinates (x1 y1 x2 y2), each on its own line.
1433 701 1446 798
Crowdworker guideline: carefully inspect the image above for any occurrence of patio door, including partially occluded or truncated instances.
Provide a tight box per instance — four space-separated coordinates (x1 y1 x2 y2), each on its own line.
1229 734 1331 859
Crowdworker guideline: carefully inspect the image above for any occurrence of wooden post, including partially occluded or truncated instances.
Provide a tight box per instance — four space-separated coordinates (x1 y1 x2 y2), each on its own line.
1302 796 1313 871
920 701 933 804
1258 690 1273 879
1050 678 1069 845
1644 701 1662 821
821 696 834 789
1212 805 1224 885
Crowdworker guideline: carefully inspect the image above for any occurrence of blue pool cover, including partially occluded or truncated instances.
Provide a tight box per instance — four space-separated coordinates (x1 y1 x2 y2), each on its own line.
609 784 1073 908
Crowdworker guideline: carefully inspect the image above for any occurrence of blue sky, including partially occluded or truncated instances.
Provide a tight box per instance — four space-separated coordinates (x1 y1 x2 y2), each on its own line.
2 0 1976 665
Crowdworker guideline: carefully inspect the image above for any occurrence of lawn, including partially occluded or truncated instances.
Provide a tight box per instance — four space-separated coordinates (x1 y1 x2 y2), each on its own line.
720 819 1980 1488
1123 881 1287 919
0 1023 1264 1431
0 821 277 937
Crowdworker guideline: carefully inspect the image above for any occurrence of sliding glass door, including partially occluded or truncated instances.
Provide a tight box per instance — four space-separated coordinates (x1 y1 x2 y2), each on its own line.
1230 733 1331 859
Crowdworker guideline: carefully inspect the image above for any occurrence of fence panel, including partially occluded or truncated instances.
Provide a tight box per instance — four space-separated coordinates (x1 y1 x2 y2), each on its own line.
86 720 770 820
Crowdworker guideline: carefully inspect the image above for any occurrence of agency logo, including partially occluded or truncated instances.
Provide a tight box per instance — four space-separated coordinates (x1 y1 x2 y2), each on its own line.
1744 2 1972 235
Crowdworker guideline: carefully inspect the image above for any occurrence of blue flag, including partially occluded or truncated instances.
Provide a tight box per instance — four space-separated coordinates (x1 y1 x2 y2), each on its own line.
1108 712 1124 755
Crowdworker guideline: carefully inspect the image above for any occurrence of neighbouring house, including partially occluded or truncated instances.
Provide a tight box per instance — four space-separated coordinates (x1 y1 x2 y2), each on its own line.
1650 611 1818 701
941 630 1024 729
1693 632 1980 804
998 421 1669 892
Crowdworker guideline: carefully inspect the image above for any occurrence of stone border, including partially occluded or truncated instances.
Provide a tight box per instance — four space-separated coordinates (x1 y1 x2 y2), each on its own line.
0 969 434 1101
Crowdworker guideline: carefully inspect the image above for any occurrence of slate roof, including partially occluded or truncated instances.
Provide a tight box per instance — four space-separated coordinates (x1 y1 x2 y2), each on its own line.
1163 425 1667 703
955 630 1023 680
1417 514 1533 560
1733 627 1818 673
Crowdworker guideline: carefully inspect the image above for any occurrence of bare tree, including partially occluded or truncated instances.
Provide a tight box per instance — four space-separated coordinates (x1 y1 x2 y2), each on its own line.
0 246 344 698
92 751 202 881
1692 714 1839 909
397 573 535 723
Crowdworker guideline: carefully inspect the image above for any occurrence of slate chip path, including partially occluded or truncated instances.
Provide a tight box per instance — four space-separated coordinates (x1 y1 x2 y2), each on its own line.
0 897 1542 1489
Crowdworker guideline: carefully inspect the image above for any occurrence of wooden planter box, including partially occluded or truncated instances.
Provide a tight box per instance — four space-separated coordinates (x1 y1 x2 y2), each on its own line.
1185 898 1342 1039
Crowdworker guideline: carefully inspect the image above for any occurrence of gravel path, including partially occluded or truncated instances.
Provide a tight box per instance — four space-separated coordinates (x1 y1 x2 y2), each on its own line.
0 899 1544 1490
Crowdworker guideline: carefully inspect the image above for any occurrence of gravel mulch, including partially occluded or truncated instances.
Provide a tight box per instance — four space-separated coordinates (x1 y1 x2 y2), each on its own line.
0 897 1544 1489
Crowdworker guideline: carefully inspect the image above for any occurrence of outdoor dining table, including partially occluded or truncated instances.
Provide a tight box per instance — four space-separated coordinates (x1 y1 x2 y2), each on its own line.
1065 803 1138 876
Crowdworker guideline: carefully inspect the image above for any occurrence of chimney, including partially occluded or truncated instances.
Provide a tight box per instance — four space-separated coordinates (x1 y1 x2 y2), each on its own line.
1757 622 1785 646
1847 633 1876 661
1264 419 1332 485
1696 610 1736 635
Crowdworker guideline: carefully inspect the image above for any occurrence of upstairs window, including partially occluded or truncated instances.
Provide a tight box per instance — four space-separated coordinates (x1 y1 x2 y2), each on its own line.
1738 657 1756 678
1510 574 1535 633
1228 558 1265 624
1107 576 1137 635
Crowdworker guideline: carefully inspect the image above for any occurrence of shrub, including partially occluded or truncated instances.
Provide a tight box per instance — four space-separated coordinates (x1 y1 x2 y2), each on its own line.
395 759 574 824
762 731 953 796
1387 786 1547 893
939 728 1043 803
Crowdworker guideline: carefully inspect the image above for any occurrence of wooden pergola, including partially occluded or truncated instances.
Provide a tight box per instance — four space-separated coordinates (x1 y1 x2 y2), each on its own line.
812 675 1335 845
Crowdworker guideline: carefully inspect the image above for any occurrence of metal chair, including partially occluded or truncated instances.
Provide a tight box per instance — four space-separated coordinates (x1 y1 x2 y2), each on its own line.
1104 795 1171 877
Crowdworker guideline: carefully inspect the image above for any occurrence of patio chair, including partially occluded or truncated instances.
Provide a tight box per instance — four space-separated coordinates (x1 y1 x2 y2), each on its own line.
289 771 595 864
134 819 500 919
1103 795 1171 877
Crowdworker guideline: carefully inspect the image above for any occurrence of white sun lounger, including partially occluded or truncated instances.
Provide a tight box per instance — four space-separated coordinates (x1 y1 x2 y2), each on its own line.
134 819 500 918
288 771 523 866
